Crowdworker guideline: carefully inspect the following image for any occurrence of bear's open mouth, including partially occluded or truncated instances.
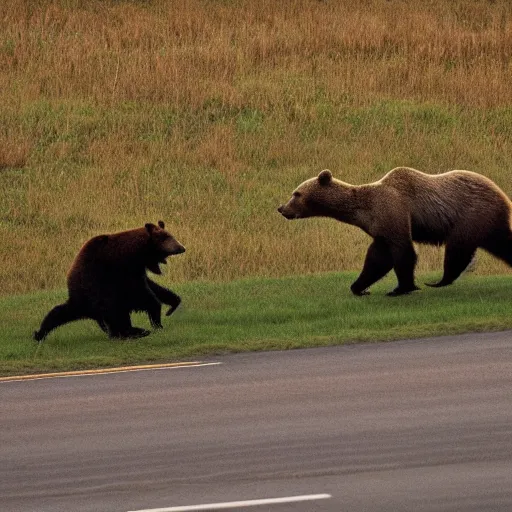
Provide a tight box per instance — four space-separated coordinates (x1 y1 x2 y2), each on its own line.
147 257 168 275
147 262 162 275
146 248 185 275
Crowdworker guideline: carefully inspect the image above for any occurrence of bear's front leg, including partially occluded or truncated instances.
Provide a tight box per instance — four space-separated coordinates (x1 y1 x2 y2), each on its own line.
131 280 164 330
387 242 420 296
142 288 164 329
147 302 163 329
351 239 394 295
147 279 181 317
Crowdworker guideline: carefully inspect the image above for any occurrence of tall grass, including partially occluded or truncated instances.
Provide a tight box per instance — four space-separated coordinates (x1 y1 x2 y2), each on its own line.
1 0 512 295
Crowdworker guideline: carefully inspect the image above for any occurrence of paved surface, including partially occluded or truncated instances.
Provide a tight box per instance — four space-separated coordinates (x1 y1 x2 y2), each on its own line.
2 331 512 512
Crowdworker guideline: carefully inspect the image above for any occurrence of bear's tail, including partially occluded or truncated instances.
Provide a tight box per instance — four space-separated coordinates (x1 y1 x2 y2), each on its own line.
33 302 83 342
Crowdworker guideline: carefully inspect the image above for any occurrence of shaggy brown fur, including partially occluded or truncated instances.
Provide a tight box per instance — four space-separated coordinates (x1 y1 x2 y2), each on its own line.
278 167 512 296
34 221 185 341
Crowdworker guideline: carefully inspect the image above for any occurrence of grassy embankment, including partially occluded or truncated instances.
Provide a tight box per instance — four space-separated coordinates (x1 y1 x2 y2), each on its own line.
1 1 512 374
2 273 512 376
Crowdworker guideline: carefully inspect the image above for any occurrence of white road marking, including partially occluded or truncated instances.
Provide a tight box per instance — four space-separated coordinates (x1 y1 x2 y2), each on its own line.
128 494 332 512
0 362 221 383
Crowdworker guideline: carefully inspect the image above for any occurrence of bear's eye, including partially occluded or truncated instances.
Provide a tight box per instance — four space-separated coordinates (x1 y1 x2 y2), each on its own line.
293 192 301 198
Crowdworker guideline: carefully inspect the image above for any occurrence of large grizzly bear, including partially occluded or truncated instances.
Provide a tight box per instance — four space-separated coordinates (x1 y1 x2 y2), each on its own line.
34 221 185 341
278 167 512 296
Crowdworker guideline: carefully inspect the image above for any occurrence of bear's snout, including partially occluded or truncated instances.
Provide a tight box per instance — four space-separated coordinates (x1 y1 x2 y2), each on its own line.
278 204 297 220
166 244 185 256
161 238 186 256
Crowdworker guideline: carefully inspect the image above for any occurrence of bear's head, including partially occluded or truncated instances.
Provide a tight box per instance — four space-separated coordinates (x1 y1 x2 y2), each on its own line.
144 220 185 275
278 169 345 220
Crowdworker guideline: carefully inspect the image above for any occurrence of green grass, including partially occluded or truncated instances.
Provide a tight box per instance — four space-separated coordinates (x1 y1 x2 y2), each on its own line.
2 272 512 376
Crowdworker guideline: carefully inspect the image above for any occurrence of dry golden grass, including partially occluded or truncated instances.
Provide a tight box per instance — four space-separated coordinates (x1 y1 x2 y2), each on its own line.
1 0 512 295
3 0 511 107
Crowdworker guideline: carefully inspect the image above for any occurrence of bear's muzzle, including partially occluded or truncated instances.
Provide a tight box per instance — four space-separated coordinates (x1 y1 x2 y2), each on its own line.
277 205 297 220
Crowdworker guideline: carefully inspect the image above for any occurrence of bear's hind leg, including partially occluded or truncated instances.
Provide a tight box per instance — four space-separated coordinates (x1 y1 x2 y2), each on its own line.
104 310 150 340
426 244 476 288
33 302 83 342
482 231 512 268
351 239 394 296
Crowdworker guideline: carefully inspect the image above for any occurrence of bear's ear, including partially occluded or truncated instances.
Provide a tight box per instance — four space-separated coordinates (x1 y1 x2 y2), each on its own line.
145 223 157 234
318 169 333 186
158 220 165 229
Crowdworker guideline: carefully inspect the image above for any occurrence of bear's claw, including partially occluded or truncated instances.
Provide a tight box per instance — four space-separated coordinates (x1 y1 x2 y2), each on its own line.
425 281 452 288
386 285 420 297
33 330 45 342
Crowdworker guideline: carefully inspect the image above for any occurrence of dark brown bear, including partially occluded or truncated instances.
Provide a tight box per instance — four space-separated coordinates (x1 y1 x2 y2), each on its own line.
278 167 512 296
34 221 185 341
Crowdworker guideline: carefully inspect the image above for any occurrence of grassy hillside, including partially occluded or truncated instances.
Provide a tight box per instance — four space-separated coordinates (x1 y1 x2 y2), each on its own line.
3 273 512 376
1 0 512 295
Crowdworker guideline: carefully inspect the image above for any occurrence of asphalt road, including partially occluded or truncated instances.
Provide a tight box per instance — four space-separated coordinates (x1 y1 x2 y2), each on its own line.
2 331 512 512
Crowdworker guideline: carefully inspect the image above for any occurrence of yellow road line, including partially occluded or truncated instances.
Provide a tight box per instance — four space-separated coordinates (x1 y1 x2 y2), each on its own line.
0 361 219 383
